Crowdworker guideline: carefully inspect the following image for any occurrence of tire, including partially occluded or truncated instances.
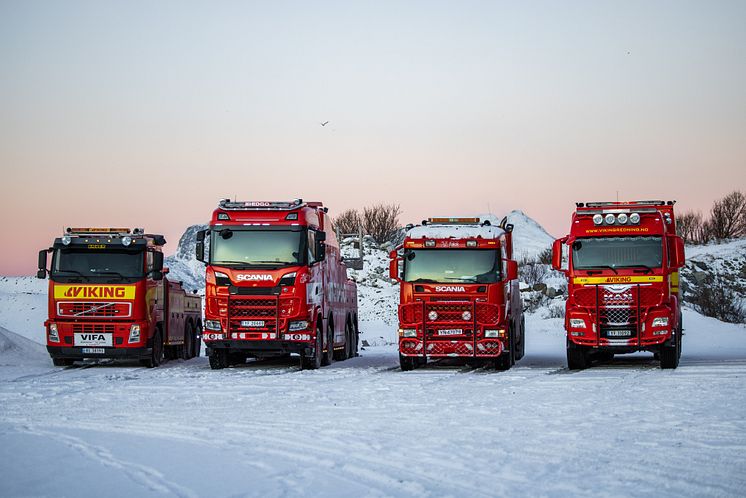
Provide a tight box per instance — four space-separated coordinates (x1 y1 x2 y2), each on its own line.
182 323 194 360
302 329 323 370
660 327 680 369
142 331 164 368
595 351 614 362
52 357 74 367
514 315 526 361
335 322 352 361
400 353 416 371
567 344 588 370
495 327 516 371
322 323 334 366
209 349 229 370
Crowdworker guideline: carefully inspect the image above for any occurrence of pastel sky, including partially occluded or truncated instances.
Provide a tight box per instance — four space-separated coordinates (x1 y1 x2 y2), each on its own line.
1 1 744 275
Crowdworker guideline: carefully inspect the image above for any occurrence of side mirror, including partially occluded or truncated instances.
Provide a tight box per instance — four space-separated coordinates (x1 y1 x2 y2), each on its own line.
505 260 518 281
669 235 685 269
196 230 207 263
151 271 164 281
388 250 401 282
37 250 48 279
316 239 326 261
152 251 164 272
551 239 563 271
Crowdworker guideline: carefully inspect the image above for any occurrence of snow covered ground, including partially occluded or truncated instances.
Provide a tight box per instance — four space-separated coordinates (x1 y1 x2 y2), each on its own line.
1 305 745 497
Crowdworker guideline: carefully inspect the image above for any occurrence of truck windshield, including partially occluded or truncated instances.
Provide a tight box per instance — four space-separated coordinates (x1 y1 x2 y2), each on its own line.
403 249 500 284
210 229 304 267
572 236 663 270
52 249 145 280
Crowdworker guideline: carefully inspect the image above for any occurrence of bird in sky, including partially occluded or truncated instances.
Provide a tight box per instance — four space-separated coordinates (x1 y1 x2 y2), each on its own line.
321 121 329 126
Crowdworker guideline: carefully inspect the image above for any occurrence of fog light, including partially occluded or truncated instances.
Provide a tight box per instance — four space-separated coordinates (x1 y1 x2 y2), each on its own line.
653 330 669 336
205 320 222 331
399 328 417 338
49 324 60 343
571 331 585 336
428 311 438 321
569 318 586 329
629 213 640 224
617 213 628 224
484 329 504 338
289 320 309 332
128 324 141 344
652 317 669 327
462 310 472 320
604 214 616 225
204 333 225 340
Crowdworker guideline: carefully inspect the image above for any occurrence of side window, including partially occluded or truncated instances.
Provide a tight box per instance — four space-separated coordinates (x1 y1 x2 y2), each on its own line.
307 230 317 264
146 251 154 273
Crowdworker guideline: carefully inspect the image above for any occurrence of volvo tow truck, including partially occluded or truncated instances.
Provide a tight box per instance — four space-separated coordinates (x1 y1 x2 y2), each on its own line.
38 228 202 367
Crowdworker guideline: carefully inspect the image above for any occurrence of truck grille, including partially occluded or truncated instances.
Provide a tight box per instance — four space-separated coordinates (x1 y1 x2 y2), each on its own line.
72 323 116 334
58 302 131 318
228 297 278 333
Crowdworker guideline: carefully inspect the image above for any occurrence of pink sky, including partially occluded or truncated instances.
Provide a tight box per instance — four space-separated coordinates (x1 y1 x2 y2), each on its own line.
1 1 744 275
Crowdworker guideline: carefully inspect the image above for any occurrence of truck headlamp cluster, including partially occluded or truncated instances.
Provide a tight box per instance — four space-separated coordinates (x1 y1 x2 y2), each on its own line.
484 329 505 338
48 324 60 342
652 317 669 327
128 324 141 343
288 320 309 332
569 318 586 329
121 236 132 246
205 320 222 331
399 328 417 337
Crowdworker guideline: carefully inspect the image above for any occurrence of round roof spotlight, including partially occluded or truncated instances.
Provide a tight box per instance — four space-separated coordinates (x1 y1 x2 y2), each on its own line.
121 236 132 247
462 310 472 321
604 214 616 225
428 310 438 321
592 214 604 225
629 213 640 224
617 213 628 224
664 214 672 225
61 236 72 246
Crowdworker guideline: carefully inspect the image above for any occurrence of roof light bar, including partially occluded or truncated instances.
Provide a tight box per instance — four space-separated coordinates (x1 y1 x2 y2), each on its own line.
427 217 481 224
218 199 305 211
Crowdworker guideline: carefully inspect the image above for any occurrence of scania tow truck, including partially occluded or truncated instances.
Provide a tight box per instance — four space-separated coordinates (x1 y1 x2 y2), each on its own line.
197 199 360 369
38 228 202 367
551 201 685 369
389 217 525 371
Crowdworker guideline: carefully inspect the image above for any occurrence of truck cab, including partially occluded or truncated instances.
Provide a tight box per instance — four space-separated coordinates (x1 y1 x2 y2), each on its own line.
552 201 686 369
390 217 524 371
38 228 202 367
197 199 359 370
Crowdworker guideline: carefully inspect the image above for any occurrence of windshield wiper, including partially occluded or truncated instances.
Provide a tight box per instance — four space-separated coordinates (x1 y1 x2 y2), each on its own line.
445 277 477 282
408 278 438 283
247 260 296 265
54 269 87 277
582 265 618 275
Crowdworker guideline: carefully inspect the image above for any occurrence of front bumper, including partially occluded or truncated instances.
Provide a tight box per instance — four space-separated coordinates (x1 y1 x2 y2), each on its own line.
205 339 314 356
399 338 504 358
47 346 152 360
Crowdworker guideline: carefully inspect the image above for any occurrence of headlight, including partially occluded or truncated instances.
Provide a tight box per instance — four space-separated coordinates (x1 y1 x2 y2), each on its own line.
288 320 309 332
592 214 603 225
399 328 417 337
428 311 438 321
616 213 628 224
629 213 640 224
61 236 72 245
128 324 141 343
569 318 586 329
122 236 132 246
484 329 503 338
604 214 616 225
214 271 230 286
279 272 297 286
462 310 472 321
49 324 60 342
205 320 222 331
652 317 669 327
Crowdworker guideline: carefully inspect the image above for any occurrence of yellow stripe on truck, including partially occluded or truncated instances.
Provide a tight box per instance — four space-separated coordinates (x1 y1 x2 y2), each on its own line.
54 285 136 300
573 275 664 285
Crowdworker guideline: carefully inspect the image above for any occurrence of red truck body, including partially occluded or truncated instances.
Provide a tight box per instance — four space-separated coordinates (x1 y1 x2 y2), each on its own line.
38 228 202 367
197 199 359 369
390 217 524 371
551 201 686 369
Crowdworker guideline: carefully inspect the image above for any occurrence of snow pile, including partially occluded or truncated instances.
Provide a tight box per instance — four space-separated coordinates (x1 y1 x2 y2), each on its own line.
164 224 208 294
0 276 47 345
681 238 746 301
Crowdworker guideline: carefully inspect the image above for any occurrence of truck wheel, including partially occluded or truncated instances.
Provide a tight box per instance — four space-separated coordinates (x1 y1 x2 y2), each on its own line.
400 354 416 371
515 315 526 361
52 358 74 367
335 322 351 361
301 331 323 370
567 344 588 370
660 327 680 369
209 349 229 370
322 324 334 366
142 331 164 368
495 352 512 371
182 323 194 360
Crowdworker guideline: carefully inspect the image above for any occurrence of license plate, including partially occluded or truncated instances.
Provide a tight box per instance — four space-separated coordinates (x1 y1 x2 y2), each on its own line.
607 330 632 337
438 329 462 336
240 320 265 328
74 333 112 347
82 348 105 354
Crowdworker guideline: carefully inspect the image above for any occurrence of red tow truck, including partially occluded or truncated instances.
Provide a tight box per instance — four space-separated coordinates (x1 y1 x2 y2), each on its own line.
197 199 360 369
389 217 525 371
551 201 686 369
38 228 202 367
